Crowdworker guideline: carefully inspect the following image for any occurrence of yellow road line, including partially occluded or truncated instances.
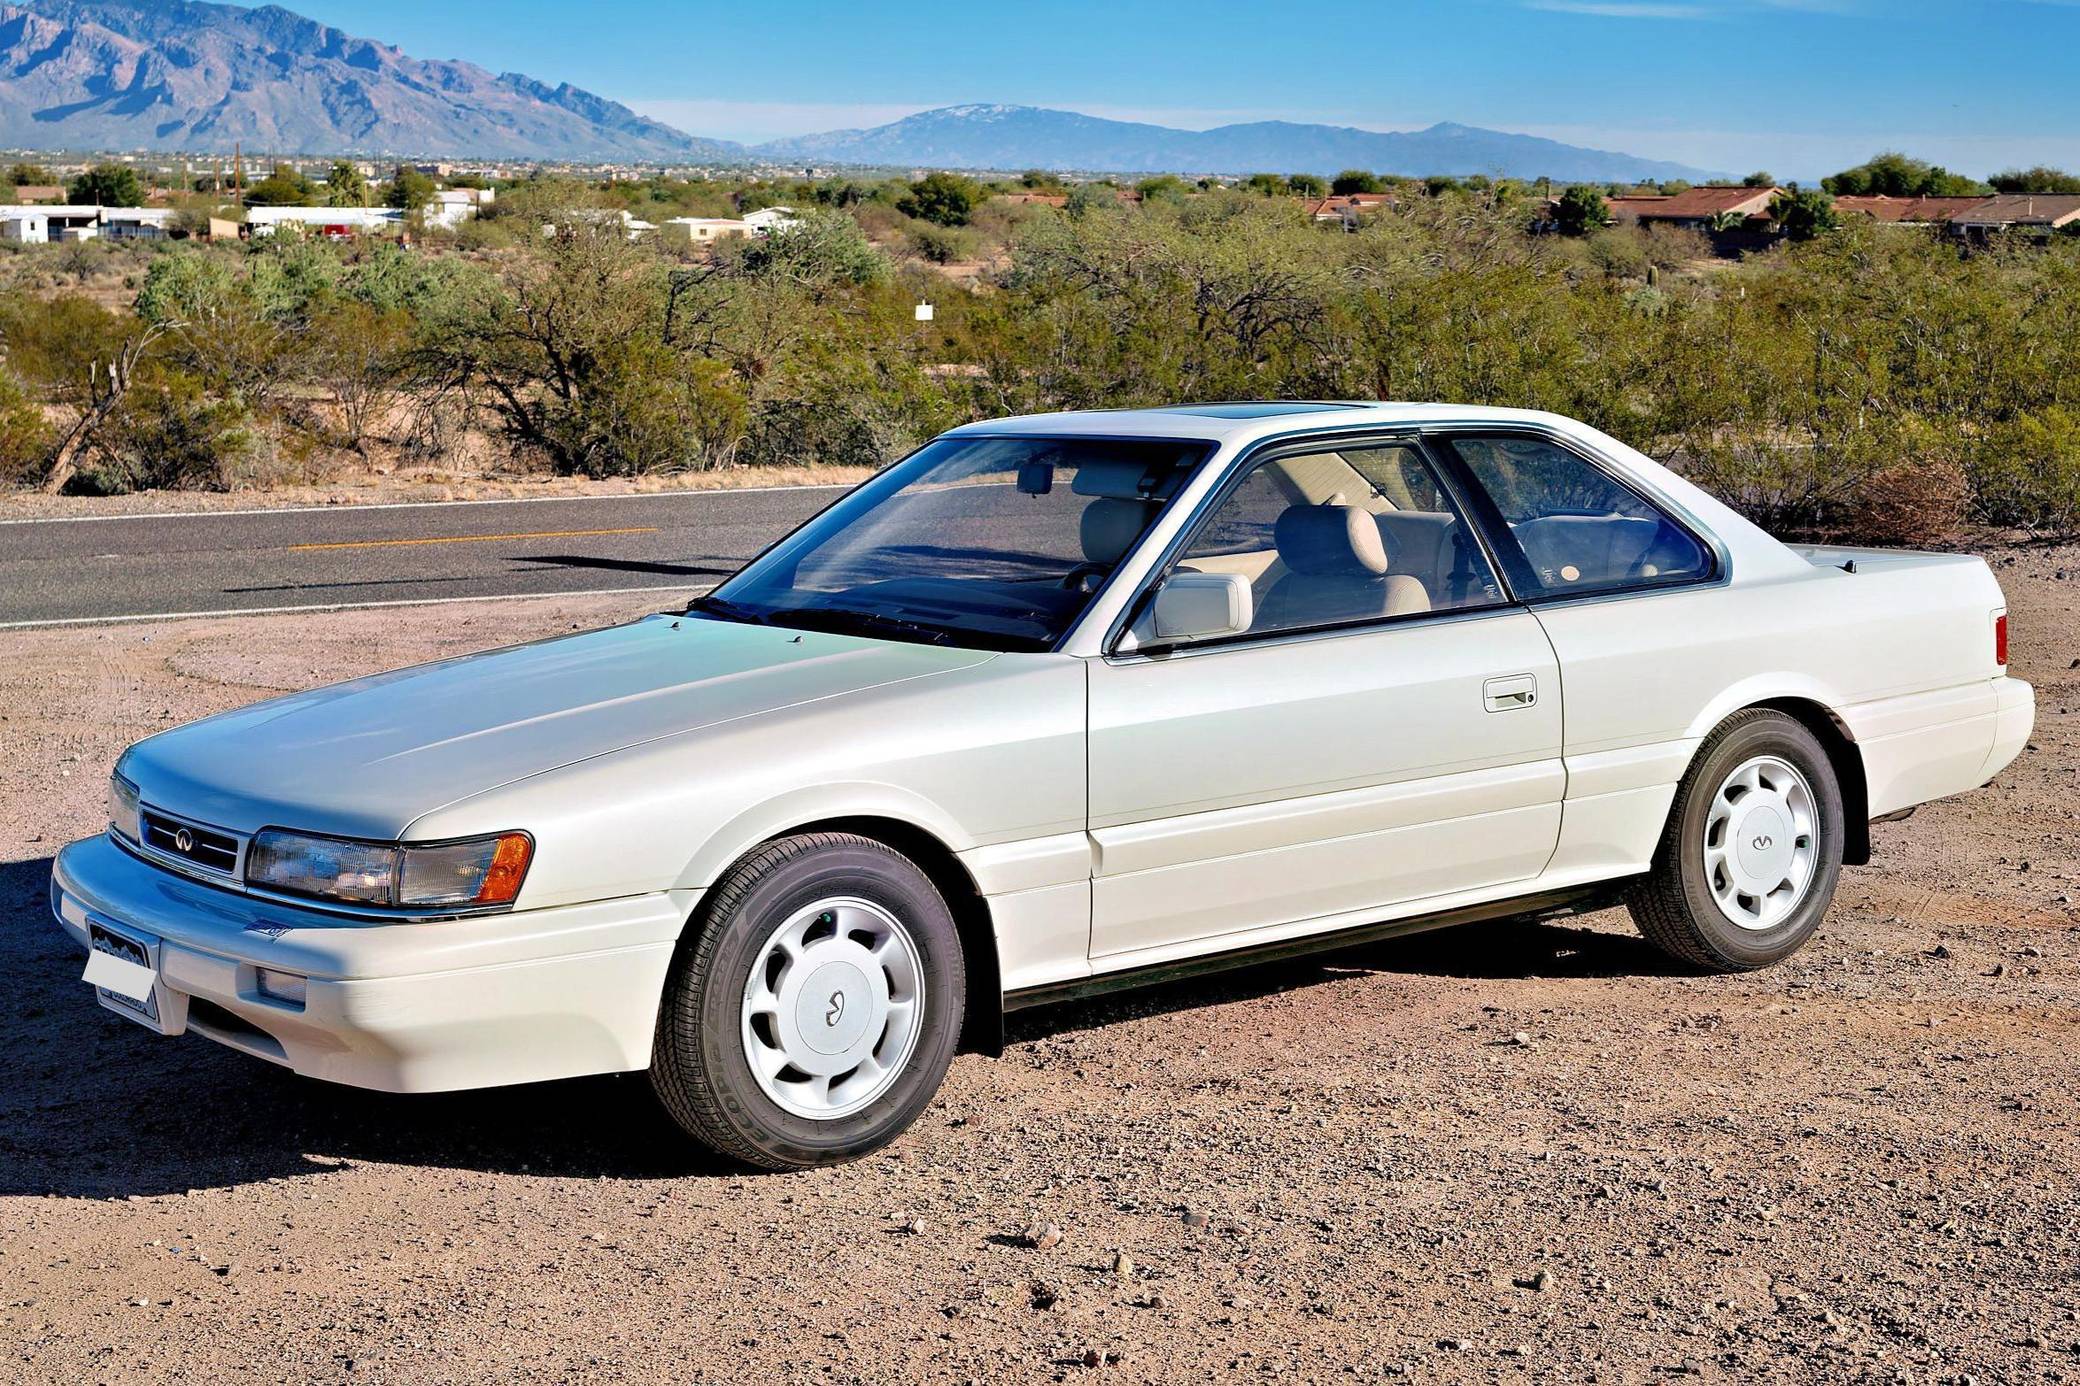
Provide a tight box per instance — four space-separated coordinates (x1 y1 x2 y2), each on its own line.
286 526 660 552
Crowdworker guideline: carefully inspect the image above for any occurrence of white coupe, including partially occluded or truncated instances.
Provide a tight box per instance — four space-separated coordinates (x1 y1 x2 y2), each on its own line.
53 403 2033 1168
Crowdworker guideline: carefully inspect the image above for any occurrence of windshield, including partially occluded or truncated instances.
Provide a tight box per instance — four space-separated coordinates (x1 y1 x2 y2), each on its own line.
695 435 1210 651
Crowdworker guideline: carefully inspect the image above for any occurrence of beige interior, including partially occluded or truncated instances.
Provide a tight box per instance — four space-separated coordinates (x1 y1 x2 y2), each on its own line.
1173 446 1471 630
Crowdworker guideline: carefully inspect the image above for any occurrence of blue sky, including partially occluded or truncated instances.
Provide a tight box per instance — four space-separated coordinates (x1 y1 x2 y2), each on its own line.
276 0 2080 178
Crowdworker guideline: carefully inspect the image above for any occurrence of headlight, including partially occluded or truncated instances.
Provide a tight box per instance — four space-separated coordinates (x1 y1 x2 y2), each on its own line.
245 829 533 911
109 773 143 844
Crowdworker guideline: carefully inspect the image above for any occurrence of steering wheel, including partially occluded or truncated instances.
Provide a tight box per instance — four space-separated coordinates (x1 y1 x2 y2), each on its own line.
1058 561 1109 592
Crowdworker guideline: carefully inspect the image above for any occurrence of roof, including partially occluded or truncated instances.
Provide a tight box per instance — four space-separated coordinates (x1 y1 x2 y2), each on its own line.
1303 193 1398 219
1832 194 1994 224
1623 185 1780 220
1948 193 2080 228
11 185 64 202
948 401 1603 445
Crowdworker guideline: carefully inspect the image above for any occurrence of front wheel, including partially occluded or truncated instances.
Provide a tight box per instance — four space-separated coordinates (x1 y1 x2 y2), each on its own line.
1627 709 1845 971
650 832 966 1170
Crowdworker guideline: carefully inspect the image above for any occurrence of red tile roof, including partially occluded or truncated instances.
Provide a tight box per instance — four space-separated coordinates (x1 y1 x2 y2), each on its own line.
1948 193 2080 228
1832 195 1992 224
1625 185 1780 220
1303 192 1398 219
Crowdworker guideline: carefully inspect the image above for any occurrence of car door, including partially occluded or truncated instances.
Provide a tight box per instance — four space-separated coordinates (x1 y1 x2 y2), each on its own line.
1084 434 1565 964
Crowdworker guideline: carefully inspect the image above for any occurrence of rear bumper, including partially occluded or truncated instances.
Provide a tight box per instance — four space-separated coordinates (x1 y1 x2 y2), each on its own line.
51 833 688 1093
1985 674 2035 781
1846 675 2033 819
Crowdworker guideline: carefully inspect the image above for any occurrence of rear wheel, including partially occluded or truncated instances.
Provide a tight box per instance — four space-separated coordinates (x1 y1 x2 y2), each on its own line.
650 832 965 1170
1627 709 1845 971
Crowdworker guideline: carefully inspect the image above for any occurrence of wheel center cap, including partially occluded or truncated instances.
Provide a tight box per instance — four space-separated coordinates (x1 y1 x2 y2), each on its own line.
795 960 873 1056
1736 803 1792 882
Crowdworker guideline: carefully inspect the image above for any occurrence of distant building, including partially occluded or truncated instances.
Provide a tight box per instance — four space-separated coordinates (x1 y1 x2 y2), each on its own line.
662 216 754 243
0 204 106 240
249 195 486 237
0 209 49 243
741 205 801 233
100 207 174 240
1300 193 1391 228
1608 185 1780 229
10 185 65 204
248 205 407 238
425 188 492 229
1304 192 1397 227
1947 193 2080 237
994 192 1068 208
1832 194 1994 226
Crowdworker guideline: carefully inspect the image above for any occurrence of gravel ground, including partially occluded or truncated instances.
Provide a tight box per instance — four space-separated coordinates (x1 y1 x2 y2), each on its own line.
1 550 2075 1385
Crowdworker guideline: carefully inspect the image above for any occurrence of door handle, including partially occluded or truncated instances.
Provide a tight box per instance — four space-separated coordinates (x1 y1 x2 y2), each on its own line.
1483 673 1538 712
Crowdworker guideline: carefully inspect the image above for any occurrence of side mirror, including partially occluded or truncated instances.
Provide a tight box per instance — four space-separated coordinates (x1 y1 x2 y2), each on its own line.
1147 571 1253 644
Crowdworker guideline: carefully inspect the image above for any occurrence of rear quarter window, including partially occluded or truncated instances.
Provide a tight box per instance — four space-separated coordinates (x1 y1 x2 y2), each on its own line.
1440 434 1713 596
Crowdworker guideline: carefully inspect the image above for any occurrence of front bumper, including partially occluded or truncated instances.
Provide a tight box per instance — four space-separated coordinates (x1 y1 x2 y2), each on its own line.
51 833 688 1093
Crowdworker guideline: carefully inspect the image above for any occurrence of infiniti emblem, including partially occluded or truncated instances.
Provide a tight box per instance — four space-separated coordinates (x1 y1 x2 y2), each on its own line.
172 827 195 854
1751 834 1774 851
824 991 846 1027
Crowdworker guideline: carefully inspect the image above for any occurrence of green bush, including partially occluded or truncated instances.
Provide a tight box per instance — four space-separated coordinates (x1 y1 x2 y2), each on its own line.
77 372 256 494
1973 407 2080 533
0 367 50 482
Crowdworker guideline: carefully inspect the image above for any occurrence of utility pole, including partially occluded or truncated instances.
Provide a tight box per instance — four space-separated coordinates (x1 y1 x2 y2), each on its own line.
233 142 244 203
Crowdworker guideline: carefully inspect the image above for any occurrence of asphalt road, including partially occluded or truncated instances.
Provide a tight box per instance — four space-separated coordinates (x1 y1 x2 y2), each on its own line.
0 486 849 628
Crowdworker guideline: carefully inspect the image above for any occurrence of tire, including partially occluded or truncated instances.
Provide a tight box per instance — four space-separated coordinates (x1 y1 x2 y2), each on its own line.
1626 709 1845 972
649 832 966 1171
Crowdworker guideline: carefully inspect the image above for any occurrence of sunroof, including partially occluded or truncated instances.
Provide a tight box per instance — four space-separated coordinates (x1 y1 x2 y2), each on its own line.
1160 402 1354 419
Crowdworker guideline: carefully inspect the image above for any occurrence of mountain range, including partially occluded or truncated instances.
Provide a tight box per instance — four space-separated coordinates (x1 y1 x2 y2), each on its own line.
0 0 1719 181
0 0 735 161
756 105 1716 183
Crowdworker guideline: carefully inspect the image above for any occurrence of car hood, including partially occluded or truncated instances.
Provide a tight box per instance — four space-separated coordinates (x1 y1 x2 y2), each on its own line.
120 614 997 840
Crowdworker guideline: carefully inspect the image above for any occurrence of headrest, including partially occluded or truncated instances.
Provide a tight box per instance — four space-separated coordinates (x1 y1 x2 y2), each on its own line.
1274 504 1391 578
1080 497 1149 565
1072 459 1168 500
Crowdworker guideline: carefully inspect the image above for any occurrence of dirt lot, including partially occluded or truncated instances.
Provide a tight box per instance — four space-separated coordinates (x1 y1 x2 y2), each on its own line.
1 548 2075 1385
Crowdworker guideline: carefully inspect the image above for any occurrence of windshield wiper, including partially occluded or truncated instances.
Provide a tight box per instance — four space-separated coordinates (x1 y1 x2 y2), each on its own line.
684 594 771 626
765 606 961 647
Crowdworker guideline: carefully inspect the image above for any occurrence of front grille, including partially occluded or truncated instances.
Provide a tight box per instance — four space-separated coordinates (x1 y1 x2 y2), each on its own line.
140 809 241 877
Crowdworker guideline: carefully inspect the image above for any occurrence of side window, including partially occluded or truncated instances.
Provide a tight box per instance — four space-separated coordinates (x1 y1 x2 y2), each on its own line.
1172 442 1503 638
1440 434 1712 595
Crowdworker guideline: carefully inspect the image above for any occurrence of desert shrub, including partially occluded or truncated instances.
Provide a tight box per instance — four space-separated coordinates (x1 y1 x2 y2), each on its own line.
76 372 256 494
0 367 50 482
910 222 976 265
1973 407 2080 534
732 210 885 289
305 300 415 449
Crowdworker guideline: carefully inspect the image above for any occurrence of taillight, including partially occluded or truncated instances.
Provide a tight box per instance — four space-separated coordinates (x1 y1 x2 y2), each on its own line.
1995 612 2009 668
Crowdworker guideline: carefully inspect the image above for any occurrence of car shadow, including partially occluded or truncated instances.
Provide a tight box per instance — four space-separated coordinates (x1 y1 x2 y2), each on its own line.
0 855 729 1198
515 553 735 579
1004 908 1698 1044
3 852 1688 1197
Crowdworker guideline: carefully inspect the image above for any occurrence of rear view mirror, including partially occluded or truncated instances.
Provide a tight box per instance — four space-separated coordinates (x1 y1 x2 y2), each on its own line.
1017 460 1055 495
1147 571 1253 645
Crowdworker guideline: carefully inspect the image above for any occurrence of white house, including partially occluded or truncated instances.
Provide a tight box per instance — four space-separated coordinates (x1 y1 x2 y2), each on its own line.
101 207 175 241
741 205 801 234
661 216 754 243
0 208 50 243
426 188 493 230
2 204 105 241
250 195 487 238
247 205 407 237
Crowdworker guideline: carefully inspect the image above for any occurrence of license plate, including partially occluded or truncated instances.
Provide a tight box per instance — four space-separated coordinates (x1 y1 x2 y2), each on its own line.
86 921 161 1024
